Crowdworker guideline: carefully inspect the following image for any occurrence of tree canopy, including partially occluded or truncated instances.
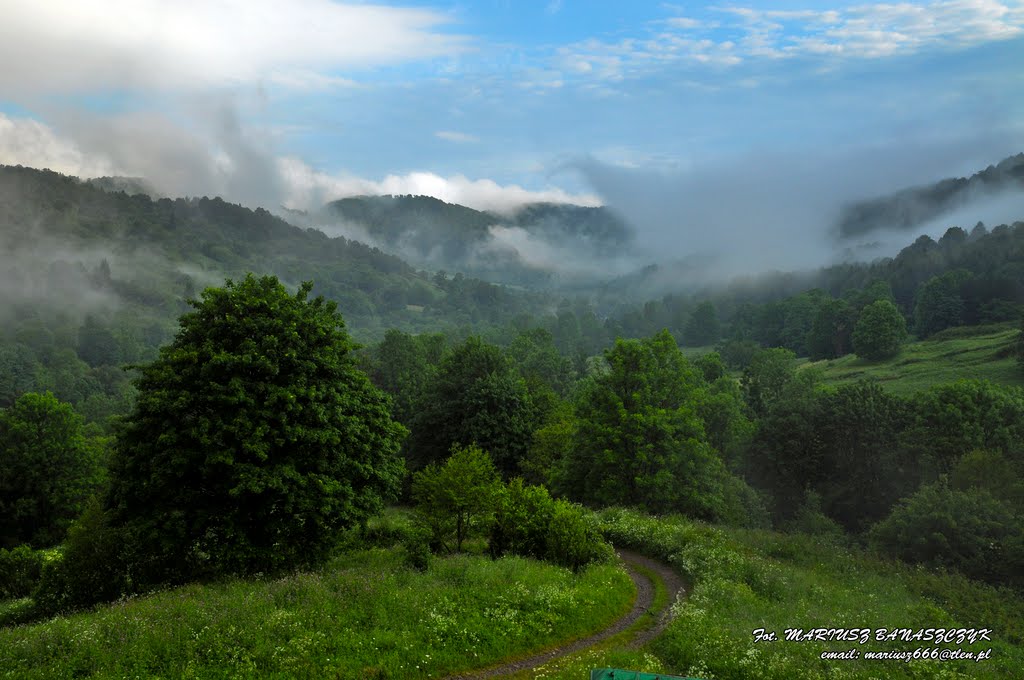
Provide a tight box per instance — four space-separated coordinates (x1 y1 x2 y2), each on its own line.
105 274 407 584
852 299 907 360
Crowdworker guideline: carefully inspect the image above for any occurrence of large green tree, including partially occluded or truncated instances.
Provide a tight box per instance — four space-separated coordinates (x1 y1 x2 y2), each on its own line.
0 392 103 548
105 274 406 585
852 299 907 360
563 330 738 520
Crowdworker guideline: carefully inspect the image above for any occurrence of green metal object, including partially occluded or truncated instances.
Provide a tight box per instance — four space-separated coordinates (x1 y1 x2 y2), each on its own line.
589 669 700 680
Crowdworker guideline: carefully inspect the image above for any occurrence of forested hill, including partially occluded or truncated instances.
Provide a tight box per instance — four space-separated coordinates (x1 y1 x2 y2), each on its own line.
836 151 1024 238
320 194 634 286
0 164 547 335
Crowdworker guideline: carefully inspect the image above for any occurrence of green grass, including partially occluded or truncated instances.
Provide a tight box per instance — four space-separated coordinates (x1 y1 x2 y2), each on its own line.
517 560 675 679
803 323 1023 396
597 508 1024 680
0 547 634 679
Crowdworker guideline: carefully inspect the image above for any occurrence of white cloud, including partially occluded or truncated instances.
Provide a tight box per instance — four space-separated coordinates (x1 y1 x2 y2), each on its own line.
0 0 464 95
722 0 1024 60
2 113 600 213
278 157 602 214
0 113 117 178
548 1 1023 88
435 130 479 143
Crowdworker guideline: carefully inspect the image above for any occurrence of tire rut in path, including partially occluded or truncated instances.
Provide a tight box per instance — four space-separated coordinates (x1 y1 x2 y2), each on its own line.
445 550 684 679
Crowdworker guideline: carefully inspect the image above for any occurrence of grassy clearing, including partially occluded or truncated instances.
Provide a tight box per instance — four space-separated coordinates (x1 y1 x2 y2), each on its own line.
803 323 1023 396
0 547 634 679
598 508 1024 680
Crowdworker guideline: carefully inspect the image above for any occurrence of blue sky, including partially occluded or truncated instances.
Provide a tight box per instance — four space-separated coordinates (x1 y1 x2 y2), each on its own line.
0 0 1022 224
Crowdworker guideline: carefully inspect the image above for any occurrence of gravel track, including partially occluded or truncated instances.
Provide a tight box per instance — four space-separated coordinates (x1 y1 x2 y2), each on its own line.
445 550 685 679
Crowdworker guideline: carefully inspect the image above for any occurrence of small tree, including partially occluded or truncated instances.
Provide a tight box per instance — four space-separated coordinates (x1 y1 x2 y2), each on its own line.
105 274 406 585
852 299 906 360
0 392 102 548
411 444 500 552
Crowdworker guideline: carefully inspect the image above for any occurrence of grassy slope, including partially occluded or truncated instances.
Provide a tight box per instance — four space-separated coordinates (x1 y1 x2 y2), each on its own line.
596 509 1023 680
803 323 1023 396
0 548 633 679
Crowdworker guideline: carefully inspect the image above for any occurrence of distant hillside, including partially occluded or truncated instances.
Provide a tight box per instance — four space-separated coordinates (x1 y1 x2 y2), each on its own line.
837 152 1024 238
0 165 546 338
319 194 636 287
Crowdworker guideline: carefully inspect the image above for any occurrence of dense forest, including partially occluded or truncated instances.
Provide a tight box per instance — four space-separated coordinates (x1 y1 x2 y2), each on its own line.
2 161 1024 677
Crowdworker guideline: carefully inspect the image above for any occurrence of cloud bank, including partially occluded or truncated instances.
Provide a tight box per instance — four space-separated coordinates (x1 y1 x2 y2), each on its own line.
0 112 600 215
0 0 463 95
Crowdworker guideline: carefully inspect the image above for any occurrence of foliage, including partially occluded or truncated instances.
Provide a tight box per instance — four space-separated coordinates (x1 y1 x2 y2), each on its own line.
104 274 406 587
692 351 725 383
2 547 635 680
408 336 537 475
851 299 906 360
411 444 501 552
914 270 973 337
506 327 576 398
751 381 911 530
563 330 747 523
489 479 614 571
869 482 1024 588
0 545 44 599
545 500 616 572
740 347 800 417
489 478 555 561
366 329 444 425
0 391 103 548
684 301 720 346
1018 314 1024 371
401 526 433 572
900 379 1024 479
32 499 130 616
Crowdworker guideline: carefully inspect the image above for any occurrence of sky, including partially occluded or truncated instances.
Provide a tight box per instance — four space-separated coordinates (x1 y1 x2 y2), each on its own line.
1 0 1023 270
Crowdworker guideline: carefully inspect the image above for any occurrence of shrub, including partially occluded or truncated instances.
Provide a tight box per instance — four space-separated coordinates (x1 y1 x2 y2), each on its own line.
0 545 44 599
402 527 432 572
869 482 1024 587
489 478 556 560
32 499 131 616
545 500 615 571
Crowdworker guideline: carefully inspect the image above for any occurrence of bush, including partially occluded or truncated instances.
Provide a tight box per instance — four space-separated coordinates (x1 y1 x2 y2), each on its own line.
869 483 1024 587
546 500 615 571
402 527 432 572
488 479 613 571
32 499 131 616
0 546 44 599
489 478 556 560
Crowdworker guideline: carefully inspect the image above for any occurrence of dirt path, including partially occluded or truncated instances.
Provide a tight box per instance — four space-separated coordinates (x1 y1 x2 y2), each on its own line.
445 550 684 679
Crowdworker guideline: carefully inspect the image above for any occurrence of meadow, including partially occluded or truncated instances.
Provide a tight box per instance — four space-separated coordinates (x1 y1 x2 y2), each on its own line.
595 508 1024 680
0 545 634 679
804 322 1023 395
